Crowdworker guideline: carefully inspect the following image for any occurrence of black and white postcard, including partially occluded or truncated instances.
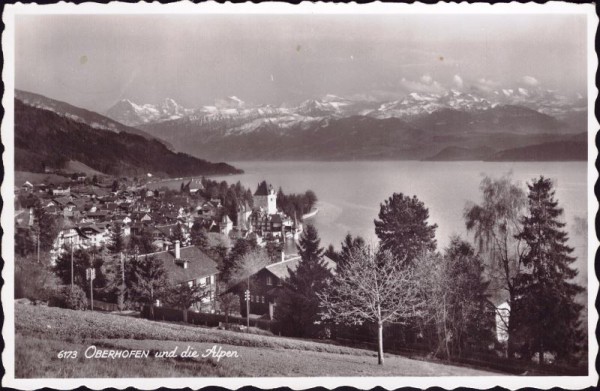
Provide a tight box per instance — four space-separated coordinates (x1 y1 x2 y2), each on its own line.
2 2 598 389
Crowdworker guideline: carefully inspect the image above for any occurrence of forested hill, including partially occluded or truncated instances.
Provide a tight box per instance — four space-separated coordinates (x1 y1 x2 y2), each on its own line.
14 99 242 177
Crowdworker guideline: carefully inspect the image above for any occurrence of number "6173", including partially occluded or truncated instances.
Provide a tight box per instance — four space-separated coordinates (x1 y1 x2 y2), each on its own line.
57 350 78 359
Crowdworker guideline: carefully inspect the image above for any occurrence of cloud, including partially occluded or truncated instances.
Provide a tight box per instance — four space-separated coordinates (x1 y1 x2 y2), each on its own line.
521 75 540 86
420 74 434 84
475 77 500 92
399 75 446 94
453 74 464 89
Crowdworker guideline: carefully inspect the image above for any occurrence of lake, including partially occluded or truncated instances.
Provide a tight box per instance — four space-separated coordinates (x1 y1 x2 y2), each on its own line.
160 161 589 285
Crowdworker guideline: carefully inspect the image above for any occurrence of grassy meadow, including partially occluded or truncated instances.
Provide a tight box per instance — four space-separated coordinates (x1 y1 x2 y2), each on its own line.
14 302 498 377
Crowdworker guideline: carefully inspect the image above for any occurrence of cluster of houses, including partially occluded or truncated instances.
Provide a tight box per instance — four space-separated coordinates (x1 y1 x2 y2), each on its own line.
16 176 309 318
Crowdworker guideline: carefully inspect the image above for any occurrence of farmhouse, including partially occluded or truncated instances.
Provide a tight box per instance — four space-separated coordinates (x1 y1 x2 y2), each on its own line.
139 241 220 313
232 253 336 319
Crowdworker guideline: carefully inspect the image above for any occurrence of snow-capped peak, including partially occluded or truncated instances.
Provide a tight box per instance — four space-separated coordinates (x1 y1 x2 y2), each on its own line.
106 97 194 127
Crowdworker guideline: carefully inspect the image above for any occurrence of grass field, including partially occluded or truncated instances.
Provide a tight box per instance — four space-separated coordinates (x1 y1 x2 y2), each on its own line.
14 303 499 377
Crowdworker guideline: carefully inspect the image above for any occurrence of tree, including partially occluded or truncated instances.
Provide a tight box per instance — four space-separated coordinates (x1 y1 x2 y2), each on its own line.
111 180 119 193
319 246 422 365
275 225 332 337
217 282 241 324
129 228 155 255
15 255 58 302
511 176 584 364
464 174 527 356
296 224 324 264
229 248 270 286
415 237 494 360
15 227 35 257
108 222 125 255
228 247 270 320
49 285 88 310
32 201 60 256
54 247 105 290
170 223 186 245
104 252 127 311
336 233 366 272
190 222 209 250
126 255 168 318
107 223 127 309
220 238 257 283
305 190 318 210
265 240 283 263
374 193 437 266
164 283 207 323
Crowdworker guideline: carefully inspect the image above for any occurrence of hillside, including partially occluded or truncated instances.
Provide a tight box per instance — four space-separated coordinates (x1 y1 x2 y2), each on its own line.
487 141 587 161
14 99 242 177
424 146 496 161
15 90 163 142
142 113 584 161
15 302 496 377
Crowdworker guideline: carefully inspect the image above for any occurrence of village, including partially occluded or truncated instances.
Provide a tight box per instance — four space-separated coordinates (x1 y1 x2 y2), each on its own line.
14 171 320 319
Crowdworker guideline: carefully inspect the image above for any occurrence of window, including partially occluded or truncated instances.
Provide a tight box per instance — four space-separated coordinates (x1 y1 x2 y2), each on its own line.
261 296 265 303
277 279 282 286
266 276 272 286
205 277 211 285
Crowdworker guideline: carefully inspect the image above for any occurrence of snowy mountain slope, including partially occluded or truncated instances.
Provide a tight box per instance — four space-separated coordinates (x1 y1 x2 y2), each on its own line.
106 97 195 127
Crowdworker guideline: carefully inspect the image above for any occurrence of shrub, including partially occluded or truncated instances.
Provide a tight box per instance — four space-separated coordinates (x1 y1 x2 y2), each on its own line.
49 285 88 310
15 256 58 302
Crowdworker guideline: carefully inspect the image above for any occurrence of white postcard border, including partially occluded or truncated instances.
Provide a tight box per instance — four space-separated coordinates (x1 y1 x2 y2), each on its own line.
1 1 598 389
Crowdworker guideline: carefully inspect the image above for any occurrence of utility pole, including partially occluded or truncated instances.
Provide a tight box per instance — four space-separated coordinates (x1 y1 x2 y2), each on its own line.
121 252 125 285
86 267 95 311
36 232 40 264
70 244 74 291
246 276 250 331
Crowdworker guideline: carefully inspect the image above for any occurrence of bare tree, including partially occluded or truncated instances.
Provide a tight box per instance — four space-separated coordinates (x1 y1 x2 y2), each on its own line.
164 282 208 323
217 282 241 325
319 246 422 365
229 248 270 285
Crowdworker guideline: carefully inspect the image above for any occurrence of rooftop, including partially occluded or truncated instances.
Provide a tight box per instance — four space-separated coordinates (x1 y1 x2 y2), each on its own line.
139 246 219 284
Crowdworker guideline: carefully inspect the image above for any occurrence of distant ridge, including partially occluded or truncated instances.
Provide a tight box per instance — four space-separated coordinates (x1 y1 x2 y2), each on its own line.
486 141 587 161
15 89 162 142
14 99 242 177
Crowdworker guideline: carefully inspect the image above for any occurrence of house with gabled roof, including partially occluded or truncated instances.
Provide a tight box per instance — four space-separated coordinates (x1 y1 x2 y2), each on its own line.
138 241 219 312
229 253 336 319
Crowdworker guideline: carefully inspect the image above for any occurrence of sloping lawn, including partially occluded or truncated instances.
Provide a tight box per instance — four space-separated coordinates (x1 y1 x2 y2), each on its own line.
14 303 499 377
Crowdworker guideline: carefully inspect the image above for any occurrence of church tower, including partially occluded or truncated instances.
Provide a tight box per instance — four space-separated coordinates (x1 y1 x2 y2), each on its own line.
267 185 277 215
253 181 278 215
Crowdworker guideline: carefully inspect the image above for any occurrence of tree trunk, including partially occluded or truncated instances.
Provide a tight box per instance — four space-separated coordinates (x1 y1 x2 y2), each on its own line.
377 322 384 365
183 308 188 323
539 341 544 366
150 304 155 320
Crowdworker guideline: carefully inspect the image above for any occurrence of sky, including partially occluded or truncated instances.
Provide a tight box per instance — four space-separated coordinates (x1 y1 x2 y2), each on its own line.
15 13 588 112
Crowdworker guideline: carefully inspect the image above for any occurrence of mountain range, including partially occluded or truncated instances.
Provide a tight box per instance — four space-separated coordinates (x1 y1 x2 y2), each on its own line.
14 92 241 177
103 88 586 162
14 87 587 171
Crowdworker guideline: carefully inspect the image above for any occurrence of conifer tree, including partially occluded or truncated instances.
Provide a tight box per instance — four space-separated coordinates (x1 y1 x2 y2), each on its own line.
108 222 125 255
336 233 366 272
276 224 332 337
512 176 584 364
374 193 437 266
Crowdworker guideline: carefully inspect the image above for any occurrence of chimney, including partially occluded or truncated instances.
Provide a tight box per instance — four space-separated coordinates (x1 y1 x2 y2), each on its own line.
280 250 285 262
175 240 181 259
